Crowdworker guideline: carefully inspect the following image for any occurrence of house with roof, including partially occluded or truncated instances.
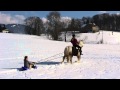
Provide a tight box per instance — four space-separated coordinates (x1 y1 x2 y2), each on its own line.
0 24 8 33
2 29 9 33
81 23 99 33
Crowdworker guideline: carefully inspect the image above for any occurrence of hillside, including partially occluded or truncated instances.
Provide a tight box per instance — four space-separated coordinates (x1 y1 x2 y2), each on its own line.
59 31 120 44
5 24 26 34
0 32 120 79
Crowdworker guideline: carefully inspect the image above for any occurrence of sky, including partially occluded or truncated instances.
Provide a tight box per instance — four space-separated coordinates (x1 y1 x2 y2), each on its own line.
0 11 120 24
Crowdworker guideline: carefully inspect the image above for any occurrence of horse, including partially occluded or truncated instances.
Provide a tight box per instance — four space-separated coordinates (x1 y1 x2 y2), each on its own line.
61 40 83 64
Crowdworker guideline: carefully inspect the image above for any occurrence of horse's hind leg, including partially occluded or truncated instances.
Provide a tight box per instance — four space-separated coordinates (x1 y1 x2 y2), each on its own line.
67 56 70 63
77 55 80 63
70 56 73 64
61 56 65 63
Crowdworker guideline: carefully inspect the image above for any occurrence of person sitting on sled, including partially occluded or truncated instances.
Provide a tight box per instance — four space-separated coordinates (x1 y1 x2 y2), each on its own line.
24 56 36 69
71 34 83 55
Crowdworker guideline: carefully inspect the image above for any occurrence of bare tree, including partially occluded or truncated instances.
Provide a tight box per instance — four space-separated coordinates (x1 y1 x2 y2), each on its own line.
67 18 81 32
61 18 71 42
34 17 44 36
47 11 62 40
24 16 44 36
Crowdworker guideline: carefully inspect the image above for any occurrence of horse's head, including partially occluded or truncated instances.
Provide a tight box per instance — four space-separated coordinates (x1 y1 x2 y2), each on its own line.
78 40 84 47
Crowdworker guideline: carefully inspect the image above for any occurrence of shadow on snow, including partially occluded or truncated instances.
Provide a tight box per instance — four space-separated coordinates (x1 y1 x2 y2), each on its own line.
2 68 27 71
36 61 60 65
2 61 61 71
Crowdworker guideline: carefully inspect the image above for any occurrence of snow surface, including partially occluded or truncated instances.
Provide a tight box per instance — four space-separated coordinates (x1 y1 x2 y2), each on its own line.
0 31 120 79
60 31 120 44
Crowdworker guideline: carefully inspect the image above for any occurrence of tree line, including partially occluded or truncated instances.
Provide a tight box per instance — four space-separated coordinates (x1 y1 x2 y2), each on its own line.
0 24 6 32
23 11 120 40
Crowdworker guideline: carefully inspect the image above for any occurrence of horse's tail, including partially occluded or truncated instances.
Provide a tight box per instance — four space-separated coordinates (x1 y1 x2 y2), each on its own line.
64 46 72 56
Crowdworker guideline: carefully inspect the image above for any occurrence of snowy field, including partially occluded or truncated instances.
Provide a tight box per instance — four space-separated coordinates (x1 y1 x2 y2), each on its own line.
0 31 120 79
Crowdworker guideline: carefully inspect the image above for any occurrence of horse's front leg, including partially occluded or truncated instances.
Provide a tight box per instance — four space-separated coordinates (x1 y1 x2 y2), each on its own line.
77 55 80 63
70 55 73 64
61 56 65 64
67 56 70 63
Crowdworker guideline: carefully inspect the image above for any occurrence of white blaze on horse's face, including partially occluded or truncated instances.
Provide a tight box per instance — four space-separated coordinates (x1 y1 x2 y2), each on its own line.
78 40 81 46
79 40 83 47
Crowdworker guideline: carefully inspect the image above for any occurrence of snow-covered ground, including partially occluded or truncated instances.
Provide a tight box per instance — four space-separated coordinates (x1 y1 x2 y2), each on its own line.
0 31 120 79
60 31 120 44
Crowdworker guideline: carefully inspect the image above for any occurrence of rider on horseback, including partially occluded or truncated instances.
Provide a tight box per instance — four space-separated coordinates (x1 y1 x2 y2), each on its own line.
71 34 83 55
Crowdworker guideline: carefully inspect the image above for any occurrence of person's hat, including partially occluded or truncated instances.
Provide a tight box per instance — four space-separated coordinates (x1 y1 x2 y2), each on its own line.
72 34 75 37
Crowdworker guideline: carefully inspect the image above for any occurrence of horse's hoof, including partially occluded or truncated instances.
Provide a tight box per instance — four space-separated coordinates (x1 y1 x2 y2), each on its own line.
61 62 64 64
75 61 80 63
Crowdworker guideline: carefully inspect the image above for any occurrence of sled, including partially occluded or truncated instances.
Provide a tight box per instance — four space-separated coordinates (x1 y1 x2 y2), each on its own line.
20 66 37 71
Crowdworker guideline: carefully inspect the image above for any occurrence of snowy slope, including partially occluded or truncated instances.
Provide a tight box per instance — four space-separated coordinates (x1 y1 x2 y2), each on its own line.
0 32 120 79
5 24 26 34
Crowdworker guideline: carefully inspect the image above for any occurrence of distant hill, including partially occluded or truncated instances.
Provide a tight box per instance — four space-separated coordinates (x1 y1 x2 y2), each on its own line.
5 24 26 34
